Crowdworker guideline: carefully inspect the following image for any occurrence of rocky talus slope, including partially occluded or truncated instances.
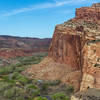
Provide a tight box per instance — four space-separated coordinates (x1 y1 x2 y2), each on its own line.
25 3 100 92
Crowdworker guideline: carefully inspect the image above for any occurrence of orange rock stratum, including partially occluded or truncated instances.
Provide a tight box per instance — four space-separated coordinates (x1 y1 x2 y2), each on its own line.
25 3 100 91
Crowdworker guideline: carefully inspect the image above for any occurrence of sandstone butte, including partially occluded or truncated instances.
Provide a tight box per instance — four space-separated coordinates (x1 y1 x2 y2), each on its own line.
24 3 100 92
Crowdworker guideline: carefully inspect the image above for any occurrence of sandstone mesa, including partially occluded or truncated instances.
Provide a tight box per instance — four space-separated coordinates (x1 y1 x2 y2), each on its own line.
25 3 100 92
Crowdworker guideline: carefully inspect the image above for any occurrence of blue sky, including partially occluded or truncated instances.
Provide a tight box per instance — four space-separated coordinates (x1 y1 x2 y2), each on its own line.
0 0 99 38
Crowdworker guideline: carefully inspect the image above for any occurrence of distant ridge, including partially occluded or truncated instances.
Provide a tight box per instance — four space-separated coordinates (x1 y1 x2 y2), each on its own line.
0 35 51 39
0 35 51 59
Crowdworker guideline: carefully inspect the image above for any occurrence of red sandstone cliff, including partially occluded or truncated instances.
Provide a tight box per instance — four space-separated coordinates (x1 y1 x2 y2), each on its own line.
25 3 100 92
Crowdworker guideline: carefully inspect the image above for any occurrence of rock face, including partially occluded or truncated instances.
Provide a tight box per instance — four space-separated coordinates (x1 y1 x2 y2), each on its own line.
48 29 82 70
0 35 51 59
80 41 100 90
71 89 100 100
25 3 100 91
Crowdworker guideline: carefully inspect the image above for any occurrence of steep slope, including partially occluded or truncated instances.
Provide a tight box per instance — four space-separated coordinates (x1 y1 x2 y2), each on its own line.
25 3 100 91
0 35 51 59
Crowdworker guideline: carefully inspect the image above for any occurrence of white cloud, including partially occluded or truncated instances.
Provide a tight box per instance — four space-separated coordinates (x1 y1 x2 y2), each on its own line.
3 3 54 16
56 10 72 14
2 0 90 16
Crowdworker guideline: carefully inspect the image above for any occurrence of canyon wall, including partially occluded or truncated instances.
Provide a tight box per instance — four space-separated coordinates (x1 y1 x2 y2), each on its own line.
26 3 100 91
49 3 100 91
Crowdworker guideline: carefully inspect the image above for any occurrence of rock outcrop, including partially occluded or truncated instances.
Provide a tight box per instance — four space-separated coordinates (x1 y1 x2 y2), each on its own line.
25 3 100 91
71 89 100 100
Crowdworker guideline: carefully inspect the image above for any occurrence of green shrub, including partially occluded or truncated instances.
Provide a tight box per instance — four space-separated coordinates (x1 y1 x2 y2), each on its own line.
2 75 16 84
25 84 39 97
11 72 20 79
25 86 40 98
17 76 31 85
87 39 100 45
49 80 61 86
14 63 23 67
19 56 36 65
0 82 14 93
15 96 25 100
14 86 26 97
3 88 15 98
40 83 49 91
66 86 74 94
14 67 25 72
94 63 100 68
11 72 31 84
51 93 69 100
26 84 38 90
34 96 48 100
0 66 15 75
0 82 9 92
18 55 44 65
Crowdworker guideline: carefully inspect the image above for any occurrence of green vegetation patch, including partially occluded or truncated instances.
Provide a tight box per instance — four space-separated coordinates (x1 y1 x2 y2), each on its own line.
0 53 73 100
51 93 70 100
34 96 48 100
